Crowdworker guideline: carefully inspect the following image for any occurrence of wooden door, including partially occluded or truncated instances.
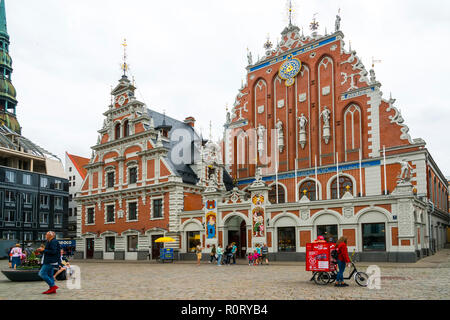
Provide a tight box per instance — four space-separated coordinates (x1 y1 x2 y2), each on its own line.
151 235 164 260
86 238 94 259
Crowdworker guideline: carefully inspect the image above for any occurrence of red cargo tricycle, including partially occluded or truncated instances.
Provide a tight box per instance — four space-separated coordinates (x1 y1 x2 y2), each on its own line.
306 242 369 287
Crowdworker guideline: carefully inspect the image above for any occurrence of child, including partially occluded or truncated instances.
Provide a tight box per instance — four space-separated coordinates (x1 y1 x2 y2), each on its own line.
247 252 255 266
252 250 260 266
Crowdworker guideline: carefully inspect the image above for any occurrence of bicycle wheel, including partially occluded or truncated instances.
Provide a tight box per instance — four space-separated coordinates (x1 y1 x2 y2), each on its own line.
354 272 369 287
314 272 331 285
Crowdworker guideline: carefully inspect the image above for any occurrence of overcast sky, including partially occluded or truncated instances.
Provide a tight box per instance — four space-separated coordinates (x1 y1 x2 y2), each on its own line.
6 0 450 175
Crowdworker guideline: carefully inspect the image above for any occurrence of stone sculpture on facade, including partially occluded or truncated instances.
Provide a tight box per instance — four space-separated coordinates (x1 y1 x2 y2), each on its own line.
320 106 331 144
257 124 265 158
298 113 308 149
276 119 284 153
247 49 253 65
398 159 412 183
335 13 341 32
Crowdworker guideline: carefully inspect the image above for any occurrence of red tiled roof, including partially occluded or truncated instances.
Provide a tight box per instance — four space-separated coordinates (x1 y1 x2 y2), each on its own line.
66 152 90 180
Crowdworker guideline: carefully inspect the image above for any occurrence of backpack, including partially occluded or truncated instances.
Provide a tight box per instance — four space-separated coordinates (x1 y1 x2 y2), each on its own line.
331 248 339 260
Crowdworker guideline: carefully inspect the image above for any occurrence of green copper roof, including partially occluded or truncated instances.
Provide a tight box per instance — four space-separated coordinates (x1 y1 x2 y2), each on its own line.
0 0 7 37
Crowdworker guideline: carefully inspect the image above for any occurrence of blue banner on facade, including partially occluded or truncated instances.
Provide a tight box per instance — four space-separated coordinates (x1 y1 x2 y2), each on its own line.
58 240 76 247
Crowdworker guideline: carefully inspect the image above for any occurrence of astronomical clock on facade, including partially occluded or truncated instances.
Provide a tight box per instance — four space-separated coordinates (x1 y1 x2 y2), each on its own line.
76 13 449 262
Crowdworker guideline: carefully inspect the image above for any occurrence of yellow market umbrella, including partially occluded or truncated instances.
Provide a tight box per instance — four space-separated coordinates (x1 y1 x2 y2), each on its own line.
155 237 176 243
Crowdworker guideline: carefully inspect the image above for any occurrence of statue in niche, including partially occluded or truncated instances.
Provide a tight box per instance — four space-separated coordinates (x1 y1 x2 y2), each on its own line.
320 107 331 144
276 119 284 153
298 114 308 149
257 125 265 158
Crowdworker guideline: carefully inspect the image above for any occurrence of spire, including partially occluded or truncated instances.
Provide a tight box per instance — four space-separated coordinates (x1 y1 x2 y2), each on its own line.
121 38 128 77
0 0 7 38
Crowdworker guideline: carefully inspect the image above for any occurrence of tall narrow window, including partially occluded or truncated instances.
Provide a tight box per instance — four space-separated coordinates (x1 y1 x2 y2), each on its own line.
129 167 137 184
107 172 115 188
152 199 163 218
115 123 121 140
128 202 137 221
87 208 95 224
106 205 115 223
123 120 130 137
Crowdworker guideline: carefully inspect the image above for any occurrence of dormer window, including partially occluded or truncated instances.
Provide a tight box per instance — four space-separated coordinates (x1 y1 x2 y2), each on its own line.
114 123 121 140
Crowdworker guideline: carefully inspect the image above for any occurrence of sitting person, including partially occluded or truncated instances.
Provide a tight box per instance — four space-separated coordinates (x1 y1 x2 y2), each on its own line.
54 249 71 281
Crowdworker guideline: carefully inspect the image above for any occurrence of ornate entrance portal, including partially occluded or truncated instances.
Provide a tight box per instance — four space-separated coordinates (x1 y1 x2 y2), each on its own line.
224 216 247 258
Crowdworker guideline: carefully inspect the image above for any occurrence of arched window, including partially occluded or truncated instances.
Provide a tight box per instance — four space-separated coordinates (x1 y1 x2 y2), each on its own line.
299 180 317 201
331 176 353 199
114 123 121 140
123 120 130 138
269 184 285 204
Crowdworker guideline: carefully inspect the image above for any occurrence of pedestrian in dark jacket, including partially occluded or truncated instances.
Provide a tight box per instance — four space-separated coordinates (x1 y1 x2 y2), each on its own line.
224 245 232 265
36 231 61 294
335 236 351 287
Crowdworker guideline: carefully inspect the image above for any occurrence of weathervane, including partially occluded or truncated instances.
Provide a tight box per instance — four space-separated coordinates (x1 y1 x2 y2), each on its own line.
121 38 128 76
310 13 319 32
288 0 293 26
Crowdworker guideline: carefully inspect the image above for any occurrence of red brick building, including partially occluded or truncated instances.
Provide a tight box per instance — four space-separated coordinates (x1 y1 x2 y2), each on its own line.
76 15 449 262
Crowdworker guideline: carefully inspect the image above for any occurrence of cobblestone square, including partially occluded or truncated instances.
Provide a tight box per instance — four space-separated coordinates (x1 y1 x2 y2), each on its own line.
1 249 450 300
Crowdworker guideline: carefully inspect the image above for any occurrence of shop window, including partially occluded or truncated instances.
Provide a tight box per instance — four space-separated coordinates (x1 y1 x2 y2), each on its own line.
277 227 296 252
105 237 115 252
269 184 285 204
362 223 386 251
317 225 338 243
187 231 200 253
299 180 317 201
331 176 353 199
127 235 138 252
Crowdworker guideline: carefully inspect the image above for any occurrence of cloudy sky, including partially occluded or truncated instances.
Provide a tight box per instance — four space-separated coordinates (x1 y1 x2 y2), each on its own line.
6 0 450 175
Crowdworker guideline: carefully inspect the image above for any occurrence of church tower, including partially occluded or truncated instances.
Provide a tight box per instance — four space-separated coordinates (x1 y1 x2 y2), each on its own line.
0 0 20 134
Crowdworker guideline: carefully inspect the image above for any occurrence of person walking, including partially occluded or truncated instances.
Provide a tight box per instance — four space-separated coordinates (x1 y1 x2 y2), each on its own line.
231 242 237 264
335 236 351 287
209 244 217 264
10 244 22 269
224 245 232 265
195 244 202 266
36 231 61 294
261 243 269 265
216 245 223 266
255 244 262 265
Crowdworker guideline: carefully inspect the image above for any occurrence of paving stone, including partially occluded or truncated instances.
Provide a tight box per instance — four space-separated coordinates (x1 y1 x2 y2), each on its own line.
1 250 450 300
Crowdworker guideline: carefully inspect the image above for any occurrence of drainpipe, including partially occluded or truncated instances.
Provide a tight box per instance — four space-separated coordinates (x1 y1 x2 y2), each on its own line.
428 200 434 254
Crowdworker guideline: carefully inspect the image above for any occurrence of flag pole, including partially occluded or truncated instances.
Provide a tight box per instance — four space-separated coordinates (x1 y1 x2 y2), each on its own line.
315 155 318 200
336 152 340 199
295 160 298 202
359 148 363 197
383 145 387 195
275 129 279 204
